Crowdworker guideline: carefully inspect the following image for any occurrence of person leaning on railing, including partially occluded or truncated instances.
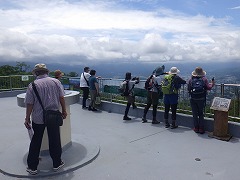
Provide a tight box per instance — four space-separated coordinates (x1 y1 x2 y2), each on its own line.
188 67 215 134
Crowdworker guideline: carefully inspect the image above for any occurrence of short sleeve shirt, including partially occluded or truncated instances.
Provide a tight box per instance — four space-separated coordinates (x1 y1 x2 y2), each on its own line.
25 75 65 124
89 76 98 90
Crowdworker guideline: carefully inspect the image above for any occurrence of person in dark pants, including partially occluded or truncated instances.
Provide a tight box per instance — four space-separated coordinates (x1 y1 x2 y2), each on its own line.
121 72 139 120
188 67 215 134
80 67 90 109
88 69 100 111
142 66 166 124
163 67 186 129
24 64 67 175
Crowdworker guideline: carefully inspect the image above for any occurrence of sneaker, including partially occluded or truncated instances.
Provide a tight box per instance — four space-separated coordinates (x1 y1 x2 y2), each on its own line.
123 116 131 120
26 167 38 175
88 107 92 111
53 161 65 172
92 108 98 111
199 128 205 134
142 117 147 123
82 106 88 109
165 123 170 128
152 120 160 124
193 127 199 133
171 124 178 129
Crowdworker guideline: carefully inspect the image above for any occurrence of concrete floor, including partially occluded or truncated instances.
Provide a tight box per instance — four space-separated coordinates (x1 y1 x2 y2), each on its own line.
0 96 240 180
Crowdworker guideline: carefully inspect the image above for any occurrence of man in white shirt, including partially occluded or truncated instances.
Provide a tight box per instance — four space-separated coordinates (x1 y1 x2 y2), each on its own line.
80 67 90 109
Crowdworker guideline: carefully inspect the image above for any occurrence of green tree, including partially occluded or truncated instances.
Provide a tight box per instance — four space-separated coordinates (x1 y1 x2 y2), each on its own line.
16 62 31 74
0 65 18 76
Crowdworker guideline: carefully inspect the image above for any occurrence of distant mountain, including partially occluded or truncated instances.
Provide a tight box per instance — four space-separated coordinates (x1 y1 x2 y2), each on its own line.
0 60 239 83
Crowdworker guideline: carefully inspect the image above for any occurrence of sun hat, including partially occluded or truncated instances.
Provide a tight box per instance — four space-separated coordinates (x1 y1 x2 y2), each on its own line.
169 67 180 75
54 70 64 78
32 63 49 74
153 65 165 76
192 67 206 77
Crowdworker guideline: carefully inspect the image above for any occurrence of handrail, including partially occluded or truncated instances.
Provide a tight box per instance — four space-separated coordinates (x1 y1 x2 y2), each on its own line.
1 75 239 121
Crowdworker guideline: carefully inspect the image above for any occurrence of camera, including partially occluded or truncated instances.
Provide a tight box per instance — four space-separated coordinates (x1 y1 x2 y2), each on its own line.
132 77 140 84
132 77 139 80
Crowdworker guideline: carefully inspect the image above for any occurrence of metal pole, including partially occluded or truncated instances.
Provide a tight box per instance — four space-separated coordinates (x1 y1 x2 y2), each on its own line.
221 83 224 98
10 76 12 92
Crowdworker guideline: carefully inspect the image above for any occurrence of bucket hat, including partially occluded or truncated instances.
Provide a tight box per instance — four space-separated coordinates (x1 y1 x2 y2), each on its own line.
169 67 180 75
192 67 206 77
32 63 49 74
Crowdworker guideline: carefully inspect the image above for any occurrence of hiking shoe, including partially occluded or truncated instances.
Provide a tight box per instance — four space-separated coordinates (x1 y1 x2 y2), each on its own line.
165 123 170 128
142 117 147 123
193 128 199 133
171 125 178 129
82 106 88 109
123 116 131 120
152 120 160 124
53 161 65 172
199 128 205 134
26 167 38 175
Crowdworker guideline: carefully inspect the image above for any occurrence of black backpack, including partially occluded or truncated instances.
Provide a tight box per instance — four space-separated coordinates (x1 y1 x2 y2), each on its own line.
190 77 205 95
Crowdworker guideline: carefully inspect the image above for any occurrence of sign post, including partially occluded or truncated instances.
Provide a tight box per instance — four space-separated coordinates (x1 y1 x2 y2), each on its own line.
21 75 29 81
209 97 232 141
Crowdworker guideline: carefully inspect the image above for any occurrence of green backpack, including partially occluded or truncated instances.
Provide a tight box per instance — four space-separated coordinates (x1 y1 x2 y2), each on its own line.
161 74 177 94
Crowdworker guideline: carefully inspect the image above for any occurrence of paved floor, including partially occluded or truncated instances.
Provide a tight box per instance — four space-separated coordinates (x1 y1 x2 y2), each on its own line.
0 96 240 180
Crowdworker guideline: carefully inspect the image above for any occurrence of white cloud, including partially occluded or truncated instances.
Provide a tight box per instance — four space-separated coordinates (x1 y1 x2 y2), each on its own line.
0 0 239 65
230 6 240 10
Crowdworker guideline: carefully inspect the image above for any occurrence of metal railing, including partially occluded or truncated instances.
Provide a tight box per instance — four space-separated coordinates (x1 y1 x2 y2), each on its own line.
1 75 239 121
0 75 35 91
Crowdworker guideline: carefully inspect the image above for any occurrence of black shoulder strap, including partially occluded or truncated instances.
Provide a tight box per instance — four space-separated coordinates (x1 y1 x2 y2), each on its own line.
32 82 45 111
83 73 89 86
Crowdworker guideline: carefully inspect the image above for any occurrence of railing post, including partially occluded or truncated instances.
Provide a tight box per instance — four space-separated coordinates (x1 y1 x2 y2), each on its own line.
10 76 12 92
221 83 224 98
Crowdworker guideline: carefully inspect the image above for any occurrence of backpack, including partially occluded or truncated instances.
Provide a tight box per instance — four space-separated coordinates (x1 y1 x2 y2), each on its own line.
144 75 153 90
161 74 177 94
190 77 205 95
118 80 130 96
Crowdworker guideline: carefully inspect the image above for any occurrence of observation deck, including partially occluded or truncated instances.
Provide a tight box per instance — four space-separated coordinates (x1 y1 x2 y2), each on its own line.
0 93 240 180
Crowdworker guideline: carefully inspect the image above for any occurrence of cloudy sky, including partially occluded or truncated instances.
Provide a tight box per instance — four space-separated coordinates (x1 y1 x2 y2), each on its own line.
0 0 240 65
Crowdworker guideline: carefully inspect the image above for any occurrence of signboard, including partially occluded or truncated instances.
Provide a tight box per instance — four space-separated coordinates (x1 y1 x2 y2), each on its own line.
210 97 231 112
21 75 29 81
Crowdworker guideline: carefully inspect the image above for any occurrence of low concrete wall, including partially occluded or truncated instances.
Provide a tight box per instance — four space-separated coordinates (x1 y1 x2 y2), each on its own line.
84 98 240 138
2 91 239 139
